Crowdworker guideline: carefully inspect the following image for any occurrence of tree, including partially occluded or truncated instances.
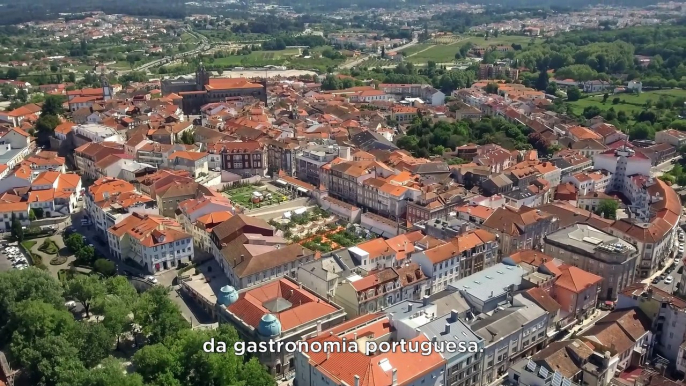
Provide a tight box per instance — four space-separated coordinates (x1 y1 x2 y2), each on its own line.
64 274 106 318
535 69 549 92
381 45 385 58
94 258 116 277
15 88 27 103
612 97 621 105
595 199 619 220
133 286 188 344
75 245 96 265
5 68 20 80
567 86 581 101
485 82 499 94
11 215 23 242
65 233 85 252
29 208 36 221
0 269 64 338
602 93 609 103
7 299 76 354
80 357 144 386
132 344 179 383
35 114 61 133
321 74 341 91
71 321 115 367
41 95 64 116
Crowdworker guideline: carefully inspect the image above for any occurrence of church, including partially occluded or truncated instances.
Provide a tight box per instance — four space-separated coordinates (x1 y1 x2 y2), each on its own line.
160 64 267 115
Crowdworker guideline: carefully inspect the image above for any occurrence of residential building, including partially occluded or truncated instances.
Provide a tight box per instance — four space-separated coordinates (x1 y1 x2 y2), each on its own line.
385 301 484 386
655 129 686 148
154 180 216 218
0 200 30 232
617 283 686 365
107 212 194 272
219 141 267 176
333 263 427 316
296 144 350 186
579 308 651 373
176 195 235 253
168 151 209 178
412 229 498 294
265 139 299 176
296 249 358 298
554 265 603 322
508 339 614 386
544 224 637 300
473 294 551 384
482 206 559 256
72 123 123 144
450 262 527 313
74 141 126 179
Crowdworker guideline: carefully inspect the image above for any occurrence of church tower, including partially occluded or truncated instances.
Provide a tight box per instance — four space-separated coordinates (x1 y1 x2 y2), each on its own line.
195 62 210 91
100 70 112 101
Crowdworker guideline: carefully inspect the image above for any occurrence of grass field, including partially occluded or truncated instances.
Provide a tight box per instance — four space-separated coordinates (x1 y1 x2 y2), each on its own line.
400 43 433 56
567 89 686 116
358 58 396 68
406 35 540 64
211 48 343 71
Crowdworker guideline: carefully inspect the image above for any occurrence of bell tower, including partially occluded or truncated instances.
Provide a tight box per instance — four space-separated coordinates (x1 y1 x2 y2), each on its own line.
195 62 210 91
100 68 112 101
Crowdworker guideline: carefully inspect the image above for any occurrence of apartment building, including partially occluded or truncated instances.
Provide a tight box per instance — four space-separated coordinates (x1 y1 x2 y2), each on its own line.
265 139 299 176
0 201 30 232
412 229 498 294
482 206 559 256
333 263 427 316
107 212 194 273
544 224 637 300
473 294 551 384
617 283 686 365
655 129 686 148
75 141 126 179
168 151 209 178
219 140 267 176
176 195 235 253
295 144 350 186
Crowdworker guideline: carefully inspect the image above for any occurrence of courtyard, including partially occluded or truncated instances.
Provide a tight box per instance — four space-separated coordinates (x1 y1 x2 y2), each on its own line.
221 183 290 209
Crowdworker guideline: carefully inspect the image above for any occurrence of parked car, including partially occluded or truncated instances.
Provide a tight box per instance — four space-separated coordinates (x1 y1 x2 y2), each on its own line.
665 276 674 285
652 277 661 284
145 276 158 284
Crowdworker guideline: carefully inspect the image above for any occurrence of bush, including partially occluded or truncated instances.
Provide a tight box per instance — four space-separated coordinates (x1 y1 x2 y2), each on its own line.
49 256 67 265
38 239 59 255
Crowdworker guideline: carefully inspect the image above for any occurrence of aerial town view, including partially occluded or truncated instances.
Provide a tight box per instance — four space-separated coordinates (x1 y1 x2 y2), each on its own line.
4 0 686 385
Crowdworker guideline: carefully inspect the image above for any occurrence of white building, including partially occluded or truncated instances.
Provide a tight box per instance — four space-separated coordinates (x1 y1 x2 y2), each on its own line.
73 123 124 144
107 212 194 273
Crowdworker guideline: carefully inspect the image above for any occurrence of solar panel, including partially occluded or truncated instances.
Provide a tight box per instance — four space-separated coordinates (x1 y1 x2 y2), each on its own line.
526 359 537 372
539 367 549 379
562 377 572 386
552 372 563 386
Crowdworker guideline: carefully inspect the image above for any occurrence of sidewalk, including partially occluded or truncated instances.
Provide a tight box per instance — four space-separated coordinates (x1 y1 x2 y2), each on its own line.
641 257 675 284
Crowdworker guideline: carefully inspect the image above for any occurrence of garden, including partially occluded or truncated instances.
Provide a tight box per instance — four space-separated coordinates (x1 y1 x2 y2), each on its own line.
63 232 116 277
269 208 372 253
222 183 290 209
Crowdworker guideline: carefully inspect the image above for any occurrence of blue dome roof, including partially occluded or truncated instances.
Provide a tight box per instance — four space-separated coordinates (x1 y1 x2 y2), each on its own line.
258 313 282 337
218 285 239 306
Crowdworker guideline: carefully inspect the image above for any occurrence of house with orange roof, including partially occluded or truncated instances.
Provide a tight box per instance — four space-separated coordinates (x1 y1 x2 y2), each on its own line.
554 264 603 321
84 177 138 234
411 229 498 293
294 312 446 386
168 151 209 178
0 103 41 127
107 212 193 273
176 195 235 252
0 199 30 231
544 223 637 301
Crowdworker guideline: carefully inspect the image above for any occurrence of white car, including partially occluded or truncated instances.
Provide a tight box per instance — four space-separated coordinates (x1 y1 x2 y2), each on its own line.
665 276 674 284
145 276 158 284
65 301 77 308
679 246 684 253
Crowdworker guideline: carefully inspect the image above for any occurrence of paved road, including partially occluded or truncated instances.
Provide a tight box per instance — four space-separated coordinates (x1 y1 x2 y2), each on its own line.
651 254 684 293
338 38 419 70
122 28 210 74
651 156 680 177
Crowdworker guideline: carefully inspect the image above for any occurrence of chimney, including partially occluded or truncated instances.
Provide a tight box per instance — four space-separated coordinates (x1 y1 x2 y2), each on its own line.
422 295 430 306
451 309 459 322
327 350 330 360
354 332 357 339
407 303 413 312
317 320 322 333
355 375 360 386
392 369 398 386
445 323 451 334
